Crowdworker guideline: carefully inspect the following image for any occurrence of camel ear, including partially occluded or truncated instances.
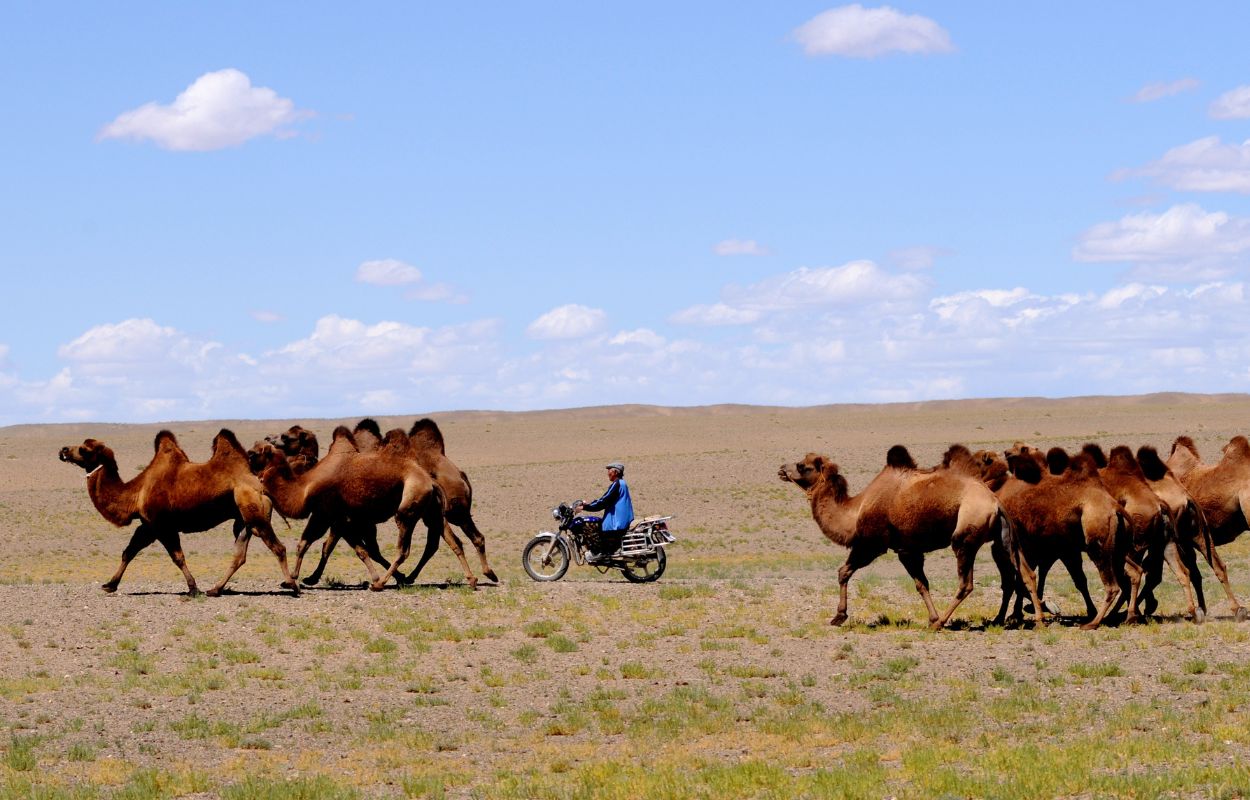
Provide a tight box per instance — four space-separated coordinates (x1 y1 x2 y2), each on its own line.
1136 446 1167 481
1081 443 1107 468
1046 448 1070 475
886 445 916 470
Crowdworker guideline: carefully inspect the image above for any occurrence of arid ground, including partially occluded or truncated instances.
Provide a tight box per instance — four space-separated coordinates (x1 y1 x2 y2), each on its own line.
3 395 1250 799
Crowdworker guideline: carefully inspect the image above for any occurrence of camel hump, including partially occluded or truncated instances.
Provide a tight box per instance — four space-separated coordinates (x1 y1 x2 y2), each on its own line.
940 445 970 470
886 445 916 470
1225 435 1250 461
381 428 410 453
1136 445 1168 481
1172 435 1200 458
1045 448 1070 476
1107 445 1143 477
1081 443 1108 468
354 418 383 440
409 418 446 454
327 426 359 456
1067 452 1101 479
1008 453 1043 484
212 429 246 457
153 430 188 462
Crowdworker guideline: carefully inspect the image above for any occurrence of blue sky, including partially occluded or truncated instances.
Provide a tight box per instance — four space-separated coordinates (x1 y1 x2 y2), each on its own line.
3 3 1250 424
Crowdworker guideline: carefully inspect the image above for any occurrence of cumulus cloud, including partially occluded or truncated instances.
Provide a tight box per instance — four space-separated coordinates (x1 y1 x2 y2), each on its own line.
98 69 307 151
670 303 762 327
58 318 223 370
793 5 954 58
713 239 771 256
1130 78 1200 103
1122 136 1250 193
1211 85 1250 119
725 260 928 311
1074 204 1250 280
526 304 607 340
356 259 423 286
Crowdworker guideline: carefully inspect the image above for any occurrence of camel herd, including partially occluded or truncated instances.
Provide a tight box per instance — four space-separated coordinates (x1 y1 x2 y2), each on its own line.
58 419 497 597
780 436 1250 629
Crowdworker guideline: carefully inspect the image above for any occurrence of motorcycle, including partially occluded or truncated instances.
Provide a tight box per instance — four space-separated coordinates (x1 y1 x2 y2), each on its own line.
522 502 675 583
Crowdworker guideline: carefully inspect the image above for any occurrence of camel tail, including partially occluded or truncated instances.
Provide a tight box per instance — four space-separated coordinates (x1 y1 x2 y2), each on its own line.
996 507 1015 555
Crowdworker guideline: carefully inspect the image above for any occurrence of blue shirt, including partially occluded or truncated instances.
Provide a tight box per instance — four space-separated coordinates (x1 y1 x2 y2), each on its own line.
583 478 634 531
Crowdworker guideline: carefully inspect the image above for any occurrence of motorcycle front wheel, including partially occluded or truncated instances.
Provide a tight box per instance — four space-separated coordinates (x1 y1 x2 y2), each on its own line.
522 536 571 582
621 548 666 583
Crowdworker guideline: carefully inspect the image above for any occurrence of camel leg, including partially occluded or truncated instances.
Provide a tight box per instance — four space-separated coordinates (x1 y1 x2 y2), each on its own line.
1120 553 1145 624
102 524 159 593
896 550 939 625
451 511 498 583
1014 553 1045 628
989 539 1016 626
831 543 885 626
156 531 199 596
206 527 252 597
1080 545 1123 631
932 543 981 630
1058 551 1097 620
1197 529 1245 620
291 514 331 584
1161 540 1201 623
423 526 477 590
1139 538 1167 618
249 517 298 593
372 494 445 591
1176 533 1209 616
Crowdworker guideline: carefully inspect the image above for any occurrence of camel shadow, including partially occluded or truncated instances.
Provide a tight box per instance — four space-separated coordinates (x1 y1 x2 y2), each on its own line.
299 580 495 592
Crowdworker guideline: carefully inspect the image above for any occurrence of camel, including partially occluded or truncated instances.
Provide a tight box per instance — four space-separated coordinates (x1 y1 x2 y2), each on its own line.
779 445 1019 630
250 428 445 592
967 447 1128 629
59 429 297 596
297 419 497 589
1165 436 1250 620
1082 444 1197 622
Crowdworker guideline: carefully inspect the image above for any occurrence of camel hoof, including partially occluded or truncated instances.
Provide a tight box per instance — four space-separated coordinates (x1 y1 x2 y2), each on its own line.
1079 621 1100 631
1125 614 1143 626
101 583 118 594
186 587 200 598
369 581 387 592
1236 607 1249 622
484 569 499 583
1193 608 1206 625
1143 597 1159 616
929 621 945 632
830 614 848 627
300 575 319 587
205 587 222 598
281 580 300 594
467 577 479 590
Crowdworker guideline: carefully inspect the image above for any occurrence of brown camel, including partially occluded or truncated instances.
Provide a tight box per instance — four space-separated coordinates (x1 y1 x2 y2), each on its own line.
1137 444 1236 620
1082 444 1197 622
59 429 297 596
250 429 445 591
779 445 1018 630
1165 435 1250 620
968 447 1128 629
273 419 497 588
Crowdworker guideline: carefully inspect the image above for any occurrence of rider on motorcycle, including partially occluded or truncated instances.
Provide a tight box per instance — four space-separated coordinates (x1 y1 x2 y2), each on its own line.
577 462 634 561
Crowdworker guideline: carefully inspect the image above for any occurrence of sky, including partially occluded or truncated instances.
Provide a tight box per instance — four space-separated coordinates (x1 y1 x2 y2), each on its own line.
3 2 1250 425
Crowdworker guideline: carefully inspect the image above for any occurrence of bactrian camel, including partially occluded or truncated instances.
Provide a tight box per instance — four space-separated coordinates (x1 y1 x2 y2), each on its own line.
1166 436 1250 620
779 445 1018 630
301 419 497 588
59 430 297 596
251 429 445 591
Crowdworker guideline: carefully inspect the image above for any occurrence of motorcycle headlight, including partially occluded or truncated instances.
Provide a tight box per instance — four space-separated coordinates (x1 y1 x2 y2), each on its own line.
552 507 562 520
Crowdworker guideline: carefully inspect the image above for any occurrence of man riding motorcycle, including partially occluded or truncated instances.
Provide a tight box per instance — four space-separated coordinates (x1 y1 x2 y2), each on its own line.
576 462 633 562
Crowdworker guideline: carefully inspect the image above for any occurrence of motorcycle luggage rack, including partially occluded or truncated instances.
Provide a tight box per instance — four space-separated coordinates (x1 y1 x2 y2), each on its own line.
618 532 652 557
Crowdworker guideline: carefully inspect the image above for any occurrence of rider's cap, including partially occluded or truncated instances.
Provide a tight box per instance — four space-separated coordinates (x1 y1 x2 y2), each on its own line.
605 462 625 474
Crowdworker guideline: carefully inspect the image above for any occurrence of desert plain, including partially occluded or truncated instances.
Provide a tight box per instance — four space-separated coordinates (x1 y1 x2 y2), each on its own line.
2 394 1250 799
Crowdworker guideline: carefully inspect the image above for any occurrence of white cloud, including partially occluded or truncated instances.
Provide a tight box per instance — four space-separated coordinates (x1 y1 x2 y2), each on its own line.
793 5 954 58
1074 204 1250 280
713 239 771 256
726 260 928 311
356 259 422 285
1211 85 1250 119
670 303 762 326
1130 78 1200 103
58 318 222 370
609 329 666 348
526 305 607 340
887 245 948 270
98 69 306 151
1122 136 1250 193
250 310 283 323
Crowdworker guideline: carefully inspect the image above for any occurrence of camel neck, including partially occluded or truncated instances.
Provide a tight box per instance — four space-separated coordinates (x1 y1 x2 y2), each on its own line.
87 461 141 527
809 482 859 547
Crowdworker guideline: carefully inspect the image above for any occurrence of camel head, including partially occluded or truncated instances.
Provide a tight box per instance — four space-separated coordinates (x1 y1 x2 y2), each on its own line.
968 449 1011 489
779 453 847 497
247 441 291 478
267 425 319 464
59 439 116 474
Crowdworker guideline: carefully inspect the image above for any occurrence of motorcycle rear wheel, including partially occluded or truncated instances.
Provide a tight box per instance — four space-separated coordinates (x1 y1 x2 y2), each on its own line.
621 548 666 583
522 536 571 582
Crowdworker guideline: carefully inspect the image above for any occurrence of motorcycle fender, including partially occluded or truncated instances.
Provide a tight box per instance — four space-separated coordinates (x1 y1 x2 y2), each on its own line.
532 531 559 542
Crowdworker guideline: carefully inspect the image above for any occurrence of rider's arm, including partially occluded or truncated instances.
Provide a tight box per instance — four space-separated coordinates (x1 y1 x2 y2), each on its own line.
581 480 619 512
